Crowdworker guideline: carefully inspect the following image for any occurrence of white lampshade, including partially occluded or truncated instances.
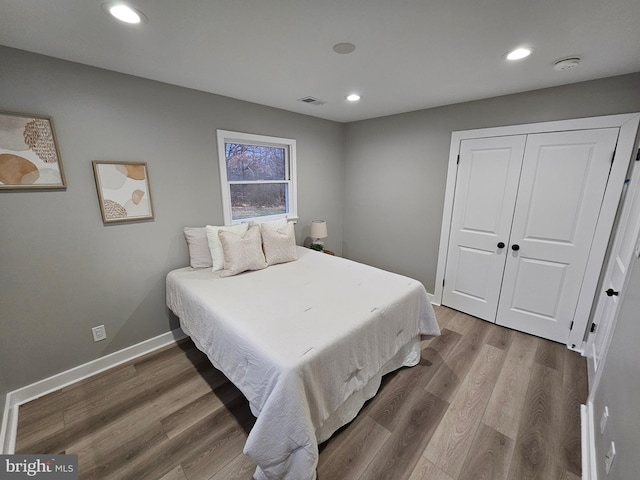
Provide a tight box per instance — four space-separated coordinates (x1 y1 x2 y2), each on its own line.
310 220 327 239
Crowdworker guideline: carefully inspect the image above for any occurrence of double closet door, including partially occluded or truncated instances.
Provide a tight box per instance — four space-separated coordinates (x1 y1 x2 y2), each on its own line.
442 128 619 343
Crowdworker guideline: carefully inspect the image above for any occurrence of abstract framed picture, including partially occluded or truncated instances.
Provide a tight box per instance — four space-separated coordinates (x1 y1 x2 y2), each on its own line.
92 161 154 223
0 111 66 190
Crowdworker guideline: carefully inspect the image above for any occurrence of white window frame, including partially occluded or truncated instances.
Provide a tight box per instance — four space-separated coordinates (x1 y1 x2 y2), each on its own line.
217 129 298 225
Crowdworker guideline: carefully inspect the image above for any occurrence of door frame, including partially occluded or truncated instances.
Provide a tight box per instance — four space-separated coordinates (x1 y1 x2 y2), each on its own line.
434 113 640 350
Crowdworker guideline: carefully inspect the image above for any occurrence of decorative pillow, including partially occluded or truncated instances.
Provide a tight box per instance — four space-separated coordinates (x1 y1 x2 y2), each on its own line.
261 222 297 266
250 217 288 230
183 227 212 268
205 223 249 271
218 225 268 277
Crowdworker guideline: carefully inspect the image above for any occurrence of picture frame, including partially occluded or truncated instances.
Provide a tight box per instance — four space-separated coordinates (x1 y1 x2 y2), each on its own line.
0 111 66 190
92 161 154 223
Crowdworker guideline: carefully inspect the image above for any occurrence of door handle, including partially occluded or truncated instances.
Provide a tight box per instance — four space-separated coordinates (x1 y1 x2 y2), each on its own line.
605 288 619 297
497 242 505 249
511 244 520 251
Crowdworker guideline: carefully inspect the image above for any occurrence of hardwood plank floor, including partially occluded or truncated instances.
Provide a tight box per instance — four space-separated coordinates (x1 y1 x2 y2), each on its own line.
423 343 506 479
15 306 588 480
482 331 538 440
506 363 563 480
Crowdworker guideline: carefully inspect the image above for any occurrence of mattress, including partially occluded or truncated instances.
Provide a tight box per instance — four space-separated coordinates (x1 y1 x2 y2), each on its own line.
166 247 439 480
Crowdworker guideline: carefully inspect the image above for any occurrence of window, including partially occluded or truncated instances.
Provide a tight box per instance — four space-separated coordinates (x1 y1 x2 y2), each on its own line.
217 130 297 224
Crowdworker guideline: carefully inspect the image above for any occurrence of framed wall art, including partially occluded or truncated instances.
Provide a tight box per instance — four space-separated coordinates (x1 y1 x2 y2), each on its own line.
92 161 154 223
0 111 66 190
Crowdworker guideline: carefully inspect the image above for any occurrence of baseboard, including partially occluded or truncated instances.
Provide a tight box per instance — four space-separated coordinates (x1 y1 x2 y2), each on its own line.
581 402 598 480
0 328 187 454
0 394 19 455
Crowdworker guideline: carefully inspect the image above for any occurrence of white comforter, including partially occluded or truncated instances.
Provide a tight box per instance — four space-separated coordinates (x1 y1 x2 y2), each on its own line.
166 247 439 480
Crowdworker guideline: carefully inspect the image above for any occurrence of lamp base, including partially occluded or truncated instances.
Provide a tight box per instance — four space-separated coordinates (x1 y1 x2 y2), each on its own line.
310 239 325 251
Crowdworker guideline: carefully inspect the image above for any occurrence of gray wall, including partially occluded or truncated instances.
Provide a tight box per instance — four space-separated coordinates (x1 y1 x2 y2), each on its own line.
343 73 640 293
2 42 640 433
0 46 345 393
0 370 6 430
592 253 640 480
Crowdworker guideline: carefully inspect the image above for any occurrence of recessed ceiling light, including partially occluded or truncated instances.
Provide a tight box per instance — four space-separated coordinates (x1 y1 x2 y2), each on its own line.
346 94 361 102
505 47 532 61
102 2 147 24
333 43 356 55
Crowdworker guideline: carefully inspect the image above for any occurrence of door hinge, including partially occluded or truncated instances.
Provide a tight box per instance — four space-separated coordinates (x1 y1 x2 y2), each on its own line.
591 323 597 333
443 278 445 287
569 321 574 331
636 148 640 161
457 154 460 165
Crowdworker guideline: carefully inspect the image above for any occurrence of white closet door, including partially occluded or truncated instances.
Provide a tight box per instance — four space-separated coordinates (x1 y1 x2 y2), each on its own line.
442 136 526 321
496 128 619 343
588 161 640 376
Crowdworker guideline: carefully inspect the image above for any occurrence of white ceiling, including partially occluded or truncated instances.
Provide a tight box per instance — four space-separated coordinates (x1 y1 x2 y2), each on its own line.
1 0 639 123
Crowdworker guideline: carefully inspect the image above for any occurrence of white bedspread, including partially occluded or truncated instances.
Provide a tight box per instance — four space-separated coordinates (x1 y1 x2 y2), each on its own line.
166 247 439 480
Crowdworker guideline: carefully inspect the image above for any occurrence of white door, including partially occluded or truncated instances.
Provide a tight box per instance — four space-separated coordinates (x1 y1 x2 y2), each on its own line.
442 136 526 321
587 159 640 378
496 128 620 343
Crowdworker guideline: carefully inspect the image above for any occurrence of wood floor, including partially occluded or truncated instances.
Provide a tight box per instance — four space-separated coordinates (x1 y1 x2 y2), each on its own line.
15 306 588 480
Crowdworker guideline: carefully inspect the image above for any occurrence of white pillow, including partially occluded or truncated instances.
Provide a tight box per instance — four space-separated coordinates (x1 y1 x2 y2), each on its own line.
261 222 297 266
205 223 249 271
183 227 213 268
218 225 268 277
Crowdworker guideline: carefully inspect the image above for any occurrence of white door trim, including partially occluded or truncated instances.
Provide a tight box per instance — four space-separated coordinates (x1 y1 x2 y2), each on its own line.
435 113 640 347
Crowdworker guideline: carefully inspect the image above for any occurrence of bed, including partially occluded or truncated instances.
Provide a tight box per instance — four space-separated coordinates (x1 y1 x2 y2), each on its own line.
166 246 439 480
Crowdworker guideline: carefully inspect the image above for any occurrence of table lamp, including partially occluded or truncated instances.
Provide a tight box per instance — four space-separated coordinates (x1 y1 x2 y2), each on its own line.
310 220 327 251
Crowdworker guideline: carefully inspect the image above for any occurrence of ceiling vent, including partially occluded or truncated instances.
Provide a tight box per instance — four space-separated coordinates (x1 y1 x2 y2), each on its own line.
298 96 326 106
554 57 581 71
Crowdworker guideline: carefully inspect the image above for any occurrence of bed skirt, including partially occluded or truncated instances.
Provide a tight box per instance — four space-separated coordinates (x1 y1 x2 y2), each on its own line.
253 335 423 480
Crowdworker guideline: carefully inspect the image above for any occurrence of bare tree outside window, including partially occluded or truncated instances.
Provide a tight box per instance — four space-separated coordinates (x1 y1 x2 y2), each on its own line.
217 130 297 224
230 183 287 219
225 144 286 181
219 135 295 222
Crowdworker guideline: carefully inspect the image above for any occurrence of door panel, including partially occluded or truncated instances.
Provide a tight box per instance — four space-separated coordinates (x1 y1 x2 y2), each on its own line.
521 145 592 244
451 246 494 301
496 128 619 342
588 159 640 376
592 278 620 368
443 136 526 321
509 257 567 319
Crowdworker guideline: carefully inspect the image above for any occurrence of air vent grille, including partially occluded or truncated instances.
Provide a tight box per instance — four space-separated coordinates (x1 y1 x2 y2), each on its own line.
298 96 326 106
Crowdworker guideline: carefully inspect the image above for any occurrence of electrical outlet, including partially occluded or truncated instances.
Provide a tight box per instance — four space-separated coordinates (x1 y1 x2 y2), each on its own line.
605 441 616 475
92 325 107 342
600 406 609 434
